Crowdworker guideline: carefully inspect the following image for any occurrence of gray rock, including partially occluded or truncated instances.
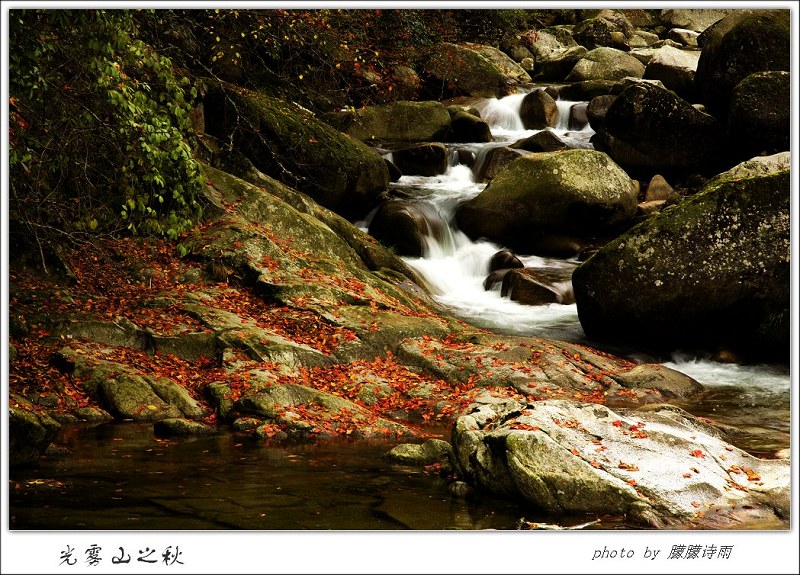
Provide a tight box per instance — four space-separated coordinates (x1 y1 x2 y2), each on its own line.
667 27 700 47
453 398 790 528
642 45 700 101
660 8 737 32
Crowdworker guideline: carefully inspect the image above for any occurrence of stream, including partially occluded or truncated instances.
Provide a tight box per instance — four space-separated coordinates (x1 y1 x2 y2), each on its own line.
8 92 791 532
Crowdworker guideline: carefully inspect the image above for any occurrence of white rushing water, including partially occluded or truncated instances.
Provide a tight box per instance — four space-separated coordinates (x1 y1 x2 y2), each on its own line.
385 92 588 340
374 92 789 440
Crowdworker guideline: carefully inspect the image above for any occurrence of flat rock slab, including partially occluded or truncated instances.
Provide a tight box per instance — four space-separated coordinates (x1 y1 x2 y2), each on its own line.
453 398 789 529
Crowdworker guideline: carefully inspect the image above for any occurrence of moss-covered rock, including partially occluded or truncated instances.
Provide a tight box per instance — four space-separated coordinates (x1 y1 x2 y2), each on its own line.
565 47 645 82
456 150 638 254
384 438 454 466
334 100 451 143
695 10 790 120
727 71 790 161
9 407 61 466
203 81 388 220
153 418 216 437
642 45 700 102
421 42 518 99
573 162 790 361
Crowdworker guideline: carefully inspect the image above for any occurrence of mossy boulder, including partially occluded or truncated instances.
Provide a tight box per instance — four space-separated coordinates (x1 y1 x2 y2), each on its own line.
154 418 217 437
565 47 645 82
642 45 700 102
384 438 454 466
660 9 736 32
203 81 388 220
421 42 520 98
573 161 790 361
695 10 790 120
446 107 492 143
335 101 451 143
456 150 638 254
727 71 790 161
9 407 61 466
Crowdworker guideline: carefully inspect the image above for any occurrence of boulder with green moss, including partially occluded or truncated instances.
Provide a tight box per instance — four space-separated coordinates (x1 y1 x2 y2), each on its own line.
573 156 790 361
456 150 638 255
10 407 61 466
695 10 790 120
421 43 523 99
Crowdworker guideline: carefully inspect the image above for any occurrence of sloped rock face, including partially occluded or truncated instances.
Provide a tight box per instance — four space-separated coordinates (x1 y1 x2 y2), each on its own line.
453 398 790 528
202 81 388 220
642 45 700 102
573 159 790 362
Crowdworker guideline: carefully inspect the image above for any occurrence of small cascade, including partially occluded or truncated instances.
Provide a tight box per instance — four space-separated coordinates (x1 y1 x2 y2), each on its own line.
471 93 528 133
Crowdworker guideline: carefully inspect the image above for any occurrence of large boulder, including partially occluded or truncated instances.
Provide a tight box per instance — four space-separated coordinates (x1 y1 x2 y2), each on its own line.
642 45 701 102
456 150 638 255
594 82 725 176
695 10 790 120
203 82 388 220
460 42 532 85
421 43 525 98
565 47 646 82
333 100 451 143
453 398 790 528
573 156 790 362
727 71 790 160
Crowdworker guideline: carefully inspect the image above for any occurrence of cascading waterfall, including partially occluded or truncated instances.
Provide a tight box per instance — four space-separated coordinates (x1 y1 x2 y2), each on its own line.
375 91 789 447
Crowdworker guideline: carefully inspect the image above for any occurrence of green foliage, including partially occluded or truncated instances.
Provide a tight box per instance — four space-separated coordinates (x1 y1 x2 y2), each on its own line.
9 9 204 251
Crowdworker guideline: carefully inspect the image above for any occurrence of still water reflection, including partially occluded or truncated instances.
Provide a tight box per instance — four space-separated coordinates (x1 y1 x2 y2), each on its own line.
10 423 613 531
